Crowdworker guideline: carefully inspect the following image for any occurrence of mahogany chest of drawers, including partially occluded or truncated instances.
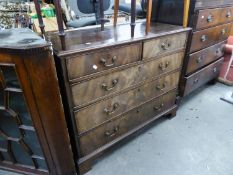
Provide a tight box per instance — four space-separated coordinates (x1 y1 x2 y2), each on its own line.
156 0 233 96
51 23 190 174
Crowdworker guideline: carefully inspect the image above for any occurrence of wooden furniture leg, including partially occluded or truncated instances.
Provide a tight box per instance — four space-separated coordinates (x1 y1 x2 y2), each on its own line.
33 0 45 38
145 0 153 35
131 0 136 38
99 0 105 31
113 0 119 27
53 0 66 50
183 0 190 27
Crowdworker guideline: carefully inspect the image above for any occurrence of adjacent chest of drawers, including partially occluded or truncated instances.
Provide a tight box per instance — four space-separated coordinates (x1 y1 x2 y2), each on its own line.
51 23 190 174
157 0 233 96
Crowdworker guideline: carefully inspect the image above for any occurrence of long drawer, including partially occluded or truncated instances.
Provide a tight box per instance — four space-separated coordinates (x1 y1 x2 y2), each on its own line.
190 23 232 53
71 51 184 108
66 43 142 80
195 6 233 30
182 58 224 96
186 41 225 75
143 32 187 59
75 71 180 134
78 90 177 156
195 0 233 10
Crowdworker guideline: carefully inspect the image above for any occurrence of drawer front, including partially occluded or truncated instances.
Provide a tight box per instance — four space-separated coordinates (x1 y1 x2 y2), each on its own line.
220 6 233 24
71 51 184 107
190 23 231 53
195 7 233 30
66 43 142 80
75 71 180 134
186 41 225 75
195 0 233 9
183 58 223 96
143 32 187 59
78 90 177 156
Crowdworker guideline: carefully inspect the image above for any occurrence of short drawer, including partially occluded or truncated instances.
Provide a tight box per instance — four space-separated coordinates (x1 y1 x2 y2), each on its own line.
66 43 142 80
195 6 233 30
182 58 224 96
78 90 177 156
143 32 187 59
71 51 184 107
190 23 232 53
186 41 225 75
75 71 180 134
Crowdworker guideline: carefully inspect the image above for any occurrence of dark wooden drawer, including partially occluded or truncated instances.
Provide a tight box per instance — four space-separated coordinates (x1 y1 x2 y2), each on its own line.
78 90 177 156
70 51 184 107
186 41 225 75
195 6 233 30
195 0 233 10
182 58 224 96
75 71 180 134
190 23 232 53
143 32 187 59
66 43 142 80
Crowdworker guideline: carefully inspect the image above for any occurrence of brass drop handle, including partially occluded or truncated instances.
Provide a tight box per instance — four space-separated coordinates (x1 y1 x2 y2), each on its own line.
215 48 222 55
159 61 170 71
105 126 119 138
221 29 226 35
104 103 119 115
207 15 213 22
226 11 232 18
102 79 118 91
194 78 199 84
213 67 217 73
196 56 203 63
201 35 207 42
156 81 167 91
100 55 117 67
154 103 164 111
161 41 171 50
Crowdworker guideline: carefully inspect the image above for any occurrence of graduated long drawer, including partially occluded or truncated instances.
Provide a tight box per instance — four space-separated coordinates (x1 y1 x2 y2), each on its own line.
70 51 184 108
75 71 180 135
78 89 177 157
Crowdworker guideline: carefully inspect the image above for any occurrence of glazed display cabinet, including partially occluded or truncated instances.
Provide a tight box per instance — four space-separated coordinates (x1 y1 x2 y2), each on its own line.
0 28 76 175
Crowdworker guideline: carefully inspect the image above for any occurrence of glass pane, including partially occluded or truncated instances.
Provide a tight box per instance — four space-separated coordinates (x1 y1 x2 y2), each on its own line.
11 141 33 167
0 66 20 89
0 90 3 107
0 140 7 150
37 159 48 170
9 92 32 126
0 110 21 139
23 130 43 156
1 152 11 162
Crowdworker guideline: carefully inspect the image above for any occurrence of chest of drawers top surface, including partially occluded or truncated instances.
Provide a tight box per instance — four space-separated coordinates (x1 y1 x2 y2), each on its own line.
50 22 190 56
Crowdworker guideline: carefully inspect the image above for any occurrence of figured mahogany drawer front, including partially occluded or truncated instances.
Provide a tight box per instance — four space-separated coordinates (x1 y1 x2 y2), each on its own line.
195 6 233 30
78 90 176 156
190 23 232 53
71 51 184 107
186 41 225 75
143 32 187 59
66 43 142 80
75 71 180 134
183 58 223 96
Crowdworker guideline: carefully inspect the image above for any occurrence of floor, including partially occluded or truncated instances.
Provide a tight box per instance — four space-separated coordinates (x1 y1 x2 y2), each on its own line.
1 83 233 175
